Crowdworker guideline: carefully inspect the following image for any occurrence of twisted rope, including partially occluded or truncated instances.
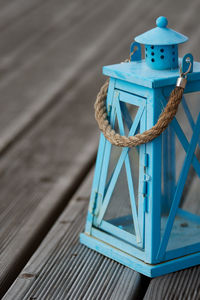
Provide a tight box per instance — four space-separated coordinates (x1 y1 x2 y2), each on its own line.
94 80 184 147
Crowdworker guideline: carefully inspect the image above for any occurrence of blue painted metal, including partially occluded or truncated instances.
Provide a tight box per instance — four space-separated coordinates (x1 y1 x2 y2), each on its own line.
135 16 188 45
81 17 200 277
182 53 193 73
130 41 141 62
145 44 178 70
135 16 188 70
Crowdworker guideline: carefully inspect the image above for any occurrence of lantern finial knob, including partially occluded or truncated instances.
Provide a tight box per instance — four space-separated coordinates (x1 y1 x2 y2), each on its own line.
156 16 168 28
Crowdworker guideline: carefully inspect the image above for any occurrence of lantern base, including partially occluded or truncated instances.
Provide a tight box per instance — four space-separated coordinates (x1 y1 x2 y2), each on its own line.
80 232 200 278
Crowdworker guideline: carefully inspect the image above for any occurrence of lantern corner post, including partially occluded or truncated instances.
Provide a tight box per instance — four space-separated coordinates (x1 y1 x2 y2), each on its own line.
83 77 117 236
144 88 163 264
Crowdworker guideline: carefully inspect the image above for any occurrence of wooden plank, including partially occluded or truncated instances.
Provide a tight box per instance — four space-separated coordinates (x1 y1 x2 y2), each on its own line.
0 0 167 295
0 0 198 297
0 0 196 148
0 0 185 154
0 0 157 292
0 62 99 298
2 0 195 80
144 267 200 300
0 0 146 154
2 169 146 300
0 0 46 31
0 0 95 77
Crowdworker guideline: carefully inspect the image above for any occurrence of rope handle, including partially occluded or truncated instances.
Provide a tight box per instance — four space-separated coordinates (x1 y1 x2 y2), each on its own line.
94 64 191 148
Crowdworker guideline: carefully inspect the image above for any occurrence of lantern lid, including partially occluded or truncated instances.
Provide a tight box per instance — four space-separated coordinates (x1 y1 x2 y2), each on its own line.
135 16 188 45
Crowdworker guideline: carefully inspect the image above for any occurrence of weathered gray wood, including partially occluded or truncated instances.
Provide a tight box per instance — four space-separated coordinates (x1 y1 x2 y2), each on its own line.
0 0 199 298
2 169 145 300
0 0 159 295
0 0 45 31
0 0 156 293
0 0 187 154
0 63 99 297
0 0 102 151
0 0 145 154
0 0 181 289
0 0 94 77
144 267 200 300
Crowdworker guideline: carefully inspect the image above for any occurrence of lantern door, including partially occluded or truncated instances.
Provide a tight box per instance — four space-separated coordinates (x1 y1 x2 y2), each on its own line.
93 89 147 249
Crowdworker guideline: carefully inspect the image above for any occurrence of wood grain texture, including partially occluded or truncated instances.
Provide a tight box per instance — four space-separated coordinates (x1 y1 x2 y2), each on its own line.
2 170 144 300
0 0 155 294
0 0 95 77
144 267 200 300
0 0 46 31
0 0 107 152
0 0 194 153
0 0 170 294
0 0 155 154
0 0 200 298
0 61 99 297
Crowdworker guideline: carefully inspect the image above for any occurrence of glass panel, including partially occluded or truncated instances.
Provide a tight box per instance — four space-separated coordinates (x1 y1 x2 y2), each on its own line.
103 101 141 237
160 92 200 258
180 92 200 215
120 101 138 135
105 143 121 197
161 128 177 214
104 163 135 235
166 166 200 253
129 146 139 211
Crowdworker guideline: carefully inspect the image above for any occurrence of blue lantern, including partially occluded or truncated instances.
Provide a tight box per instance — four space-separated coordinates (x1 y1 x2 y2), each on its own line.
80 16 200 277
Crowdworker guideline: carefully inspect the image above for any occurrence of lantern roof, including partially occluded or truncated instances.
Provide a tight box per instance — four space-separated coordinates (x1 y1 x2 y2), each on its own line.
103 59 200 89
135 16 188 45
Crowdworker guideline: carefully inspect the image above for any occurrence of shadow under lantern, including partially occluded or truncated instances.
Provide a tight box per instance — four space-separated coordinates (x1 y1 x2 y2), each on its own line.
80 16 200 277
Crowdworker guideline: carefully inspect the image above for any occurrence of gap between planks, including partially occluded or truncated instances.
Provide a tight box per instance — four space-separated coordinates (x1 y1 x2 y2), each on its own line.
2 168 149 300
0 0 163 155
0 0 198 298
0 0 155 295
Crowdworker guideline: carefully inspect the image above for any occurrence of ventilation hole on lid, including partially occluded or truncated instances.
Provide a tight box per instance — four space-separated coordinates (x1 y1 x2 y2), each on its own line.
146 54 148 57
173 58 175 62
146 47 147 51
151 52 154 56
151 58 155 62
172 45 175 48
160 55 164 59
151 45 154 49
172 51 175 55
160 49 164 53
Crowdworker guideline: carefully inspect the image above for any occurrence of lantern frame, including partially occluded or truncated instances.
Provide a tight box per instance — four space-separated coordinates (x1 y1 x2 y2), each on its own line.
80 59 200 277
80 17 200 277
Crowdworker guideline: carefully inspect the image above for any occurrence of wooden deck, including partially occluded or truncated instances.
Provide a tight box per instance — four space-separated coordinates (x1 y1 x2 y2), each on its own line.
0 0 200 299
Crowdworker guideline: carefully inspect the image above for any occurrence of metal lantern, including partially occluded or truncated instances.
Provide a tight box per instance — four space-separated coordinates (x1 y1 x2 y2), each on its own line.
80 16 200 277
